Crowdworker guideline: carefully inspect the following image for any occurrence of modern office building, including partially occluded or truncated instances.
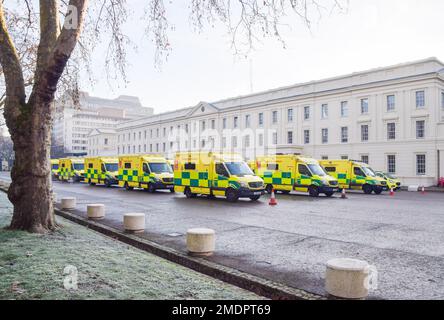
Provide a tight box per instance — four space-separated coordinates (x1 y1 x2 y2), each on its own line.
52 92 153 156
89 58 444 186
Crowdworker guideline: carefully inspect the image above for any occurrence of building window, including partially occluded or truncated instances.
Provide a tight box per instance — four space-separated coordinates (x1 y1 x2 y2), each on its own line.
416 90 425 108
340 101 348 117
416 154 426 175
361 125 369 142
287 108 293 122
341 155 348 160
304 106 310 120
156 129 159 138
185 124 189 133
133 145 135 153
138 145 141 153
387 95 395 111
321 104 328 119
245 115 251 128
387 155 396 174
104 138 108 145
233 116 238 128
387 123 396 140
441 91 444 109
232 136 237 148
156 143 159 152
361 155 369 164
304 130 310 144
416 120 425 139
321 128 328 144
201 121 206 131
244 135 250 148
272 111 278 124
211 119 215 130
361 98 369 114
287 131 293 144
272 132 278 145
258 133 264 147
150 144 153 152
201 140 205 148
321 155 328 160
341 127 348 143
144 144 147 152
222 118 227 129
222 137 227 148
258 113 264 126
163 143 166 152
170 126 173 134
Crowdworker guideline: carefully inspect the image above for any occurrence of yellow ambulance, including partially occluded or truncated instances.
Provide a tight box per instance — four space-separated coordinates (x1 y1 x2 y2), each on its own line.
84 157 119 187
118 155 174 192
319 160 386 194
59 158 85 182
255 154 339 197
50 159 59 180
174 152 265 202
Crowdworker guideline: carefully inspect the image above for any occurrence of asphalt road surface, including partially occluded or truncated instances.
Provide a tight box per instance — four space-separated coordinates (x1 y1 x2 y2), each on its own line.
1 171 443 299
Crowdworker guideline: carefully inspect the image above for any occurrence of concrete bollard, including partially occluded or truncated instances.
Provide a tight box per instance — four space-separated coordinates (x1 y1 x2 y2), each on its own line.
186 228 216 257
87 204 105 220
61 197 76 210
408 185 419 192
123 213 145 233
325 258 376 299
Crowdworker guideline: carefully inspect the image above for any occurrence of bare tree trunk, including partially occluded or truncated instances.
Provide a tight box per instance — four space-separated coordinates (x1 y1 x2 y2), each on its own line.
7 100 56 233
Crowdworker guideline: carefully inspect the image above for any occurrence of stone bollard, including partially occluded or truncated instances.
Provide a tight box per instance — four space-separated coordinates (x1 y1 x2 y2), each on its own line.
123 213 145 233
61 197 76 210
186 228 216 257
325 258 376 299
87 204 105 220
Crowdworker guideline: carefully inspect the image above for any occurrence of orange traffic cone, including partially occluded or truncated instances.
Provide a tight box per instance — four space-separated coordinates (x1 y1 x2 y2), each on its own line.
341 188 347 199
269 189 278 206
390 188 394 196
421 186 425 195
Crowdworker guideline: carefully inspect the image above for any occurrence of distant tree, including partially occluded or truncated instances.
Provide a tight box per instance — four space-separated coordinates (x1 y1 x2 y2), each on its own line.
0 0 346 233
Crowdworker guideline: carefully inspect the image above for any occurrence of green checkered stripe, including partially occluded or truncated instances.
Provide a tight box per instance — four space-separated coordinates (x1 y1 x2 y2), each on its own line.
59 167 72 178
261 171 294 186
85 169 106 180
174 171 210 188
118 169 157 183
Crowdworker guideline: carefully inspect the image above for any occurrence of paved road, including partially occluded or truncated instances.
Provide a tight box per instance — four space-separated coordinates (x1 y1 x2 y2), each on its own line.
1 171 444 299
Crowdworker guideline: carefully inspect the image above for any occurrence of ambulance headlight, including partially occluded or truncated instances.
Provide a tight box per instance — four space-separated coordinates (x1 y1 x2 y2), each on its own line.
322 180 329 186
240 181 248 188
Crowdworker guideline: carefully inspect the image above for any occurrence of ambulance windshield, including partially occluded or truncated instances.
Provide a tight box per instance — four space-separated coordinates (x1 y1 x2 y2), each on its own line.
308 164 327 176
73 163 84 170
105 163 118 172
362 166 376 177
149 163 173 173
224 162 254 177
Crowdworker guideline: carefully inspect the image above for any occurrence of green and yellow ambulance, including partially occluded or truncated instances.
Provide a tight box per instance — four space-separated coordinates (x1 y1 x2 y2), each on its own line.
174 152 265 202
118 155 174 192
255 154 339 197
319 160 386 194
58 158 85 182
84 157 119 187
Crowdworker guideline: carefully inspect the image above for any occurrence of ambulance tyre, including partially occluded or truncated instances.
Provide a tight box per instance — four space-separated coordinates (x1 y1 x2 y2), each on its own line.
226 188 239 202
184 187 197 198
89 179 96 186
308 186 320 197
362 184 373 194
373 187 383 195
105 179 112 188
281 190 291 195
147 183 156 193
265 184 274 194
124 182 134 191
324 191 334 197
169 188 175 193
249 195 261 201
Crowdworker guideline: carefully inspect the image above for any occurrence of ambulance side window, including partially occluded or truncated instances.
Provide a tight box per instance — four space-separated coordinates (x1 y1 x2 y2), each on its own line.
184 163 196 170
354 167 365 177
101 164 106 172
88 163 93 169
124 163 131 169
267 163 279 170
143 163 150 174
298 164 312 177
216 163 229 177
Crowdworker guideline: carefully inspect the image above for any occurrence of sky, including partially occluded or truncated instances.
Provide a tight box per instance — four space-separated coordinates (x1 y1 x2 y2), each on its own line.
81 0 444 113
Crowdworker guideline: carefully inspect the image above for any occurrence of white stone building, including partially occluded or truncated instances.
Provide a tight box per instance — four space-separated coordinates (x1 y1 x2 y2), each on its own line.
53 92 153 156
87 129 118 156
89 58 444 186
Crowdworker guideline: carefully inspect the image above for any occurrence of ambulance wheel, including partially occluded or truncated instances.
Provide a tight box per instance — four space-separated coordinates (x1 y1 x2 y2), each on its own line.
169 188 175 193
373 187 383 195
324 191 334 197
124 182 133 191
362 184 373 194
147 183 156 193
105 179 112 188
226 188 239 202
281 190 291 195
249 195 261 201
265 184 273 194
184 187 197 198
308 186 320 197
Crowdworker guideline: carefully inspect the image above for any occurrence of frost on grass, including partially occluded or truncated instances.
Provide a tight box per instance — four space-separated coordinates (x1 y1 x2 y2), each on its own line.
0 193 260 300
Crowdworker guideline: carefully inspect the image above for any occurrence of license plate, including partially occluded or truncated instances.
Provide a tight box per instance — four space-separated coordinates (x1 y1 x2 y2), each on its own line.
167 185 173 188
253 192 261 196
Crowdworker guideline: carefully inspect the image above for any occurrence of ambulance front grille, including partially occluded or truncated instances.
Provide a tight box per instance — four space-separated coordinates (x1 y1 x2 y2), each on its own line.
248 181 264 189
